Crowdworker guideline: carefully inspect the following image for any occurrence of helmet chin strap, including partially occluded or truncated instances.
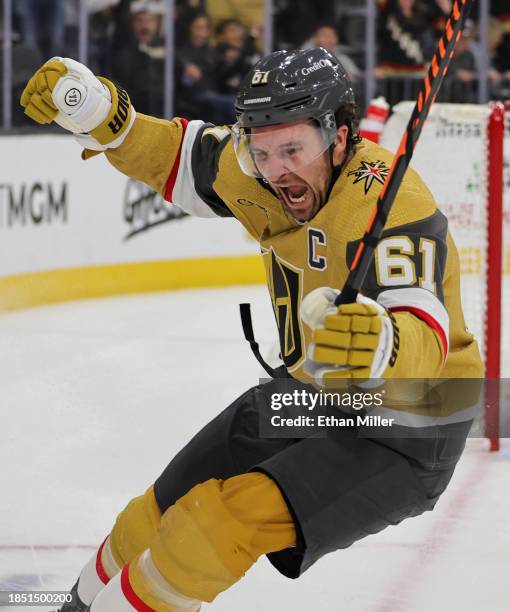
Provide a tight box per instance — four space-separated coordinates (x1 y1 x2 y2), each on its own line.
324 143 343 203
325 133 356 200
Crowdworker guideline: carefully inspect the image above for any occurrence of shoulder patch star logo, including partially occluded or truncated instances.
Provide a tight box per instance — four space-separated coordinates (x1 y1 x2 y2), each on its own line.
348 160 390 194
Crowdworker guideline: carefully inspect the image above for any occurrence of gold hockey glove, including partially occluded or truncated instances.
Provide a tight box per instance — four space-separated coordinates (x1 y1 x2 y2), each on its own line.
20 57 135 151
301 287 397 385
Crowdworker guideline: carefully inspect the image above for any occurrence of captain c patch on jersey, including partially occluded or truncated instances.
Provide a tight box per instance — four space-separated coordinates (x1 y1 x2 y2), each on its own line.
348 160 389 194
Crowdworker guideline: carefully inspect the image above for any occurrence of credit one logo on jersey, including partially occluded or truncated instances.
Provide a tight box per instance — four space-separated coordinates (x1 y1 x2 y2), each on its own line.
123 179 187 240
0 181 68 228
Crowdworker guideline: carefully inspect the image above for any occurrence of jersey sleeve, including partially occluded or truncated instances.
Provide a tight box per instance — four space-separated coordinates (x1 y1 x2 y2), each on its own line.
346 209 450 364
104 113 234 218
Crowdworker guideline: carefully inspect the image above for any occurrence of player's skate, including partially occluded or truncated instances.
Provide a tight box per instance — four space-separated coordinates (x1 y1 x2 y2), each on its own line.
55 582 89 612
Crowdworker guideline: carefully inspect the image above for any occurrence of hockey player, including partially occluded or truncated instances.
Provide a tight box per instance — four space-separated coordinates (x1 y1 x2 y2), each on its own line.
21 48 483 611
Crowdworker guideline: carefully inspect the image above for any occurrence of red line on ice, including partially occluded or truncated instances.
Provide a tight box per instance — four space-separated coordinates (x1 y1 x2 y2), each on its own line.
0 544 96 551
372 451 493 612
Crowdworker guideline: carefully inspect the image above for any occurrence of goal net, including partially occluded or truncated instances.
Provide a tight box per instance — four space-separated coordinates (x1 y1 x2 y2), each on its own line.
380 102 509 449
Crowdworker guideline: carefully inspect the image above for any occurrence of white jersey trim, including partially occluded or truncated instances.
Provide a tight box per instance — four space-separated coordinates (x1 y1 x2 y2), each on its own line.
77 549 107 605
169 119 219 218
377 287 450 352
89 573 136 612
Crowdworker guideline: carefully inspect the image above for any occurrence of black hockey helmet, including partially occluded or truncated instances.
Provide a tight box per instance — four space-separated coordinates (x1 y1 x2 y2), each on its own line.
232 48 357 179
235 47 355 127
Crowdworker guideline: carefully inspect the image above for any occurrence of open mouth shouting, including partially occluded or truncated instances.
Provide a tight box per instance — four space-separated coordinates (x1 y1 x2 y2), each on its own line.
277 183 315 221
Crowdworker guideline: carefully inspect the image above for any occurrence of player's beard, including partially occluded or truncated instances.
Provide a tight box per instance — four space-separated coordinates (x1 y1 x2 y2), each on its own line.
272 163 332 223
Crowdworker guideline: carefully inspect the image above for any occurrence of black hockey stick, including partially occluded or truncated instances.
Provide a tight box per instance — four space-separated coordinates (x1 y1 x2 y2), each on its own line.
335 0 473 306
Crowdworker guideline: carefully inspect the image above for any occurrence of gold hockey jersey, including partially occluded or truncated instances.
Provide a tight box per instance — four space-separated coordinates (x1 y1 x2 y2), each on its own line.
104 114 484 381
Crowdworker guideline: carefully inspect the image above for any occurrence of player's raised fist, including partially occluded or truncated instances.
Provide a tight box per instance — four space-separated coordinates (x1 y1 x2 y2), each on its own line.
20 58 66 124
20 57 136 151
301 287 396 384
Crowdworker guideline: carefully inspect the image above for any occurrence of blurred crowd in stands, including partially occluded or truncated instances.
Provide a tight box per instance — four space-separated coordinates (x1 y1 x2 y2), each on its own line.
2 0 510 127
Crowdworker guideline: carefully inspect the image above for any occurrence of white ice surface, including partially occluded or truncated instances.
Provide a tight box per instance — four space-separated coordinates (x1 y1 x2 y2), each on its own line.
0 286 509 611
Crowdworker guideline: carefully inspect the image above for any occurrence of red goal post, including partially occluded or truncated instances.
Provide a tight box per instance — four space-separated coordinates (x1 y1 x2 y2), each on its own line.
380 102 508 451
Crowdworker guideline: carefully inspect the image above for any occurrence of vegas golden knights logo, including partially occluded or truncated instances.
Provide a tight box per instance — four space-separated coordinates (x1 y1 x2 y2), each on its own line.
265 249 305 370
348 160 389 194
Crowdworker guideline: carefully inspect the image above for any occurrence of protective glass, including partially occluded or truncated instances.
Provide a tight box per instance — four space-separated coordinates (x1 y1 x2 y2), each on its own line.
232 112 337 180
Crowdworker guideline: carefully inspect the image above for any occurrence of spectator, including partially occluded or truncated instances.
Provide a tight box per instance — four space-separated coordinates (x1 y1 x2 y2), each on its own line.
87 0 120 10
492 11 510 77
494 34 510 74
14 0 65 58
87 1 122 74
377 0 439 75
442 19 477 103
176 0 206 46
1 12 43 126
375 0 450 106
206 0 266 50
427 0 452 47
111 0 166 116
273 0 336 49
213 19 259 95
175 12 235 123
303 24 361 84
491 0 510 33
487 17 510 100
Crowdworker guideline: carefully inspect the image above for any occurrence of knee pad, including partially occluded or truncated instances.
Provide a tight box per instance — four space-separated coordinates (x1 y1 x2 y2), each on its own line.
150 473 295 602
110 485 162 567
